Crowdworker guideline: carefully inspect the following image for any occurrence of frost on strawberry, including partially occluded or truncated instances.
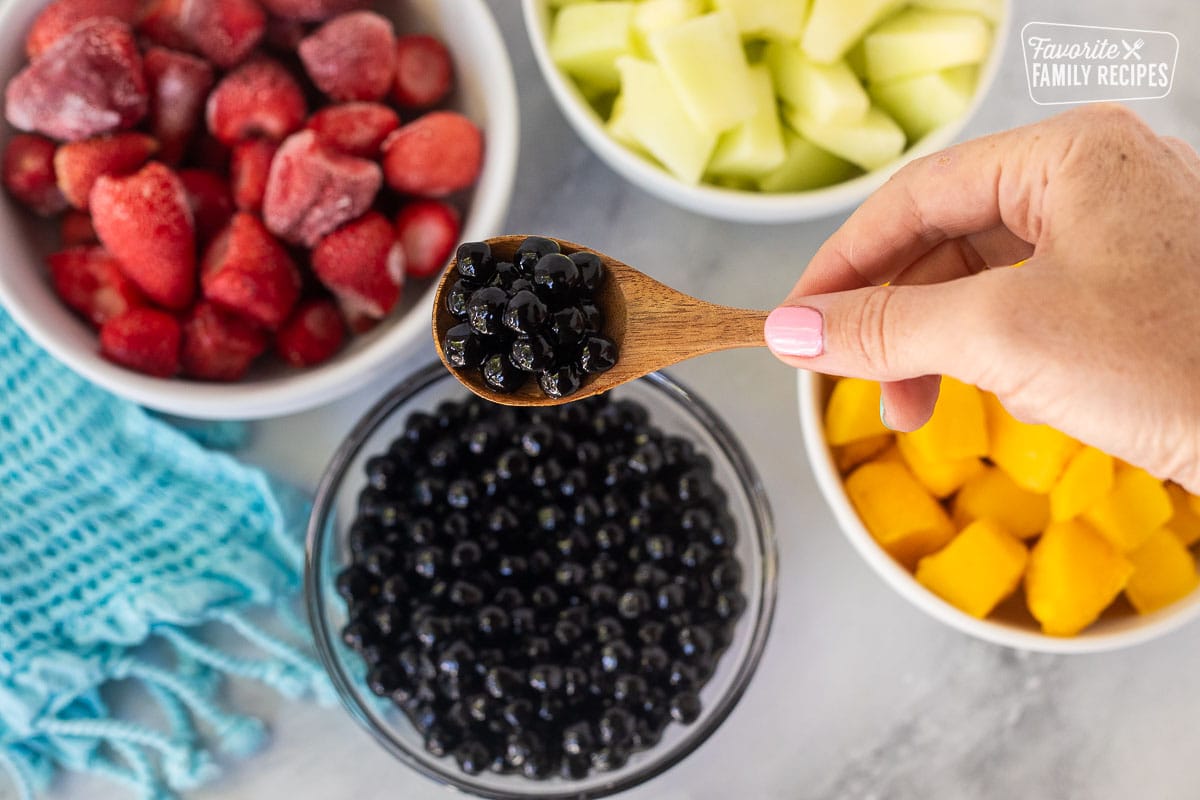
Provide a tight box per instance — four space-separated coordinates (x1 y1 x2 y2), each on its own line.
181 300 268 380
201 212 300 329
54 132 158 210
100 307 181 377
25 0 139 59
275 298 345 367
206 57 307 145
393 34 453 109
181 0 267 69
144 47 215 165
5 18 147 141
306 102 399 158
382 111 483 197
91 162 196 311
262 129 381 247
394 199 460 279
298 11 396 102
311 211 403 320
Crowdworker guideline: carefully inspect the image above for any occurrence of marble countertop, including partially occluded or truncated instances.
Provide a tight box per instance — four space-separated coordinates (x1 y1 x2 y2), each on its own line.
39 0 1200 798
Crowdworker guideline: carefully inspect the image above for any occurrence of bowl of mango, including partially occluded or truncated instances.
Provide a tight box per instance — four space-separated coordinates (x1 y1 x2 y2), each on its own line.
799 372 1200 653
522 0 1009 223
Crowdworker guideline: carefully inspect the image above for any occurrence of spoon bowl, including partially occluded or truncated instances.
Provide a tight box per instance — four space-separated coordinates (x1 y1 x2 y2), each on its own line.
433 235 769 405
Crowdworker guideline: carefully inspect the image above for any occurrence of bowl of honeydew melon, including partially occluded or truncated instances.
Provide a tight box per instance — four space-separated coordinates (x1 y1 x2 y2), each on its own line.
798 371 1200 654
522 0 1009 223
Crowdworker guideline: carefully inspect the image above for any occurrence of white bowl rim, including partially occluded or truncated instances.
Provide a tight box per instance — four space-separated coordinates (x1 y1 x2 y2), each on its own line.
0 0 520 420
521 0 1012 224
796 370 1200 654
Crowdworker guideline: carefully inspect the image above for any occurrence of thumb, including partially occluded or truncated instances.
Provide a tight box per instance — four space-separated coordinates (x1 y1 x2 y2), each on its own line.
765 266 1023 387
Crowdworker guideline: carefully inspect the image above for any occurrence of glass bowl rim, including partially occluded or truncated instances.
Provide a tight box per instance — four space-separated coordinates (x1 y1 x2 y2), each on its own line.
305 362 779 798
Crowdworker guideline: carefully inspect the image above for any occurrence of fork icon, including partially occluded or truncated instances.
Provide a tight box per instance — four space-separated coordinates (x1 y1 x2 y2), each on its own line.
1122 38 1145 60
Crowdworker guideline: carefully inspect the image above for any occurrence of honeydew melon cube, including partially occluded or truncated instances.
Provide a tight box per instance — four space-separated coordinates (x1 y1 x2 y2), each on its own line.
788 104 906 172
713 0 808 41
864 9 991 82
648 11 757 135
550 2 636 94
1026 520 1133 636
1125 528 1200 614
706 64 786 179
916 519 1028 619
1166 483 1200 547
632 0 707 55
845 460 956 569
801 0 904 64
869 65 977 141
549 0 597 6
613 57 717 184
845 40 869 80
757 129 860 192
765 41 868 125
911 0 1002 23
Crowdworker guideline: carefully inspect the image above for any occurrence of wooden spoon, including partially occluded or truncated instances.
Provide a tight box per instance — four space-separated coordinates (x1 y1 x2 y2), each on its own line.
432 235 769 406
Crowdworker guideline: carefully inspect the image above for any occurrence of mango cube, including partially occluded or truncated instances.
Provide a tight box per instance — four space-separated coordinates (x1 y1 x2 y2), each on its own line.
787 104 906 171
648 12 758 134
1190 492 1200 518
864 9 992 83
916 519 1028 618
824 378 887 445
801 0 904 63
1025 520 1134 636
757 130 860 193
550 2 636 94
1049 446 1114 522
707 64 786 179
983 392 1080 493
713 0 808 41
1082 465 1173 552
869 65 977 141
612 57 717 184
833 433 893 473
896 431 983 498
845 461 955 569
1125 528 1200 614
1166 483 1200 547
904 377 989 463
766 41 869 125
952 466 1050 539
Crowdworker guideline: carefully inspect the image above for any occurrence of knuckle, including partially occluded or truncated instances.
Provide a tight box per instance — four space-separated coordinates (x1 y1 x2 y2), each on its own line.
842 285 899 375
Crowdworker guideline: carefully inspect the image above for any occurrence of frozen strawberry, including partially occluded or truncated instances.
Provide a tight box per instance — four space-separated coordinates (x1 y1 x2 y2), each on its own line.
100 307 181 376
275 297 344 366
394 199 459 279
305 102 398 158
54 133 157 209
181 0 266 68
206 57 307 145
49 245 146 326
201 212 300 329
262 130 381 247
135 0 191 50
257 0 365 23
298 11 395 102
392 34 452 109
2 134 67 216
25 0 140 58
262 15 307 50
178 168 234 243
181 300 268 380
143 47 215 165
229 138 276 212
61 210 98 245
91 162 196 310
5 19 147 142
381 111 482 198
311 211 403 319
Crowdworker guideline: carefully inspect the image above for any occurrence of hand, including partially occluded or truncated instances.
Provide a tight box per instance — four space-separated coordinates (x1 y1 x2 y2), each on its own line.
765 104 1200 492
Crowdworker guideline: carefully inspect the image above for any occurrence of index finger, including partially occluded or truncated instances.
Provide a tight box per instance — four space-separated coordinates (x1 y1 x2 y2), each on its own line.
793 122 1045 297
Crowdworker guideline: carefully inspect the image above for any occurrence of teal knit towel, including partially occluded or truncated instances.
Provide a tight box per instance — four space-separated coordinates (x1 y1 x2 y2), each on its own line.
0 307 332 799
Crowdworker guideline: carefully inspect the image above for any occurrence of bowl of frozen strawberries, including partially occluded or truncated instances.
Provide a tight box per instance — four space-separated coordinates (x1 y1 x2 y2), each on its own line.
0 0 518 418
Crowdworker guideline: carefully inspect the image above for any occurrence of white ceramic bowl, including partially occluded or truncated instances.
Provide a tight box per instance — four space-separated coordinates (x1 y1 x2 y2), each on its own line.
522 0 1009 224
798 371 1200 654
0 0 519 420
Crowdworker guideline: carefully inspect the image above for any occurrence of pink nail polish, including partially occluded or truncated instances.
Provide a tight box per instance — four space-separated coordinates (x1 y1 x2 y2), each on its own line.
765 306 823 357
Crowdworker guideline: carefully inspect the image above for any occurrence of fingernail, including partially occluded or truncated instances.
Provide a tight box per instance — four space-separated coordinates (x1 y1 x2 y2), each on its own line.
879 396 893 430
764 306 823 357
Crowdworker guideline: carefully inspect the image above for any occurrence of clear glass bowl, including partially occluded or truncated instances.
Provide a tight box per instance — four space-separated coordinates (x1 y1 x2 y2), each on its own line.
305 363 777 798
